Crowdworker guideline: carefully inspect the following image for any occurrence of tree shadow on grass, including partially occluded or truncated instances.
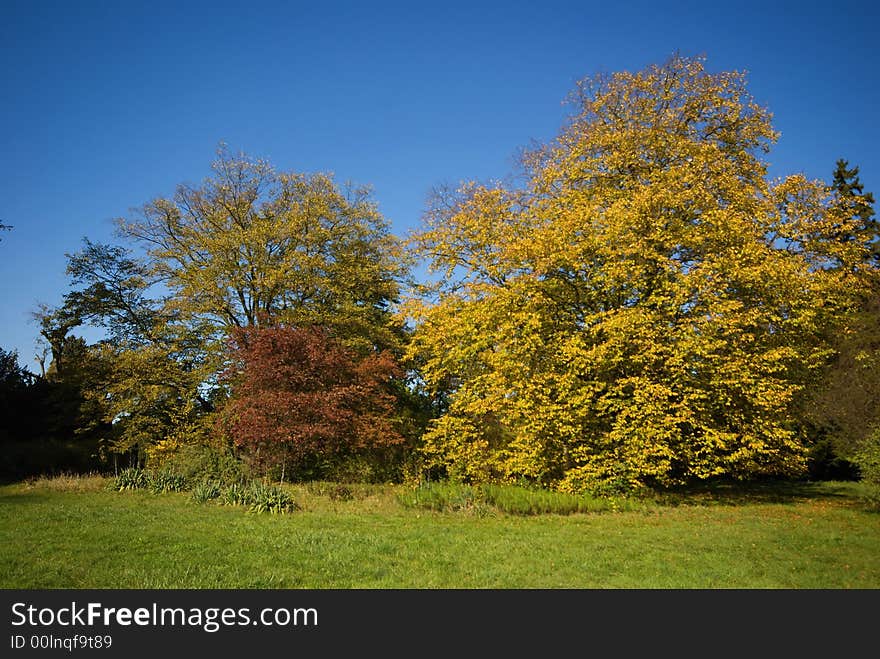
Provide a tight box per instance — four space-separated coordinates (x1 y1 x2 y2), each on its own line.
0 492 57 507
647 478 869 508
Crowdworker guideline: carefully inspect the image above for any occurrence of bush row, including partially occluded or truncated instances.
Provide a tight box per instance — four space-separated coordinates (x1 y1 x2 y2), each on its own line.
112 468 297 514
191 479 297 514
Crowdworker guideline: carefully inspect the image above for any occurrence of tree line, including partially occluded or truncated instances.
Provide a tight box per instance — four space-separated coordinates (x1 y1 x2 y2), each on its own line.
2 55 878 493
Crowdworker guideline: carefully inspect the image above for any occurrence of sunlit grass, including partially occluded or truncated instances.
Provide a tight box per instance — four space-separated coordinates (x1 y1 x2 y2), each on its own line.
1 475 877 588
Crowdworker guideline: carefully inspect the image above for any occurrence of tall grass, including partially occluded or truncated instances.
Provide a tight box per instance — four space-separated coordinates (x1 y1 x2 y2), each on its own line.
398 481 643 515
22 472 108 493
398 482 487 513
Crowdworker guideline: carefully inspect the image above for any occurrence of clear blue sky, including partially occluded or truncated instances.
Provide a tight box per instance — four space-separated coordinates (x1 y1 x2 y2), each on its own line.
1 0 877 367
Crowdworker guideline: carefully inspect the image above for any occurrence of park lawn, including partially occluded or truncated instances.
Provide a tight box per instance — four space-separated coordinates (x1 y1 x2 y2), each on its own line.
0 476 878 588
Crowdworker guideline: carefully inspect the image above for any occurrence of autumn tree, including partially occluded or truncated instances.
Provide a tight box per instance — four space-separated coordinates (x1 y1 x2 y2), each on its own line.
54 147 410 472
220 325 403 479
82 342 209 465
117 146 407 355
406 55 874 493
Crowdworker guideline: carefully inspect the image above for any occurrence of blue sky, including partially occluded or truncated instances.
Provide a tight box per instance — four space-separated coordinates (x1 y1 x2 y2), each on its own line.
1 0 877 367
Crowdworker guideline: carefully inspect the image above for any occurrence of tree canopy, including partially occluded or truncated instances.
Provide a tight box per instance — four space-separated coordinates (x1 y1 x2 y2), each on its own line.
220 325 403 476
117 146 406 354
406 55 877 493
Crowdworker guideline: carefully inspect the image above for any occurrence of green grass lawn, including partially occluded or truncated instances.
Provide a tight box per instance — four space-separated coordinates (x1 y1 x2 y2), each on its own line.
1 475 878 588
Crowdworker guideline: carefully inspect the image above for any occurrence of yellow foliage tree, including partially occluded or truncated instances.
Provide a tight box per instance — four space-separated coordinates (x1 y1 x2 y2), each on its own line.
118 146 406 355
406 55 876 493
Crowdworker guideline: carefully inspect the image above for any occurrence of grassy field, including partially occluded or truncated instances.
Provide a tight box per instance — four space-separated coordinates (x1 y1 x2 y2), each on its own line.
1 475 878 588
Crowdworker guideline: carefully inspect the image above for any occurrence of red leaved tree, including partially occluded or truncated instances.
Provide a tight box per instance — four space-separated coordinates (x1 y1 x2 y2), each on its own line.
220 325 404 478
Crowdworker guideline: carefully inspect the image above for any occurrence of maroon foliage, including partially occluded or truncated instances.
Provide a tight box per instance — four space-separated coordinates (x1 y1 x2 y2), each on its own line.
220 326 403 471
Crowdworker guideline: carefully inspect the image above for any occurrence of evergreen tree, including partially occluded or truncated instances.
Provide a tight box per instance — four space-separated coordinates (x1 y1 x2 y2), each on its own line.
832 159 878 264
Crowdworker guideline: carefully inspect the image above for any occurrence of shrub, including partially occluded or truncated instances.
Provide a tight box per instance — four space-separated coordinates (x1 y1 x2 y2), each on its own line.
113 467 148 491
148 469 188 494
219 482 253 507
855 428 880 486
807 438 861 481
191 479 222 504
217 480 298 514
246 481 297 515
854 427 880 508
